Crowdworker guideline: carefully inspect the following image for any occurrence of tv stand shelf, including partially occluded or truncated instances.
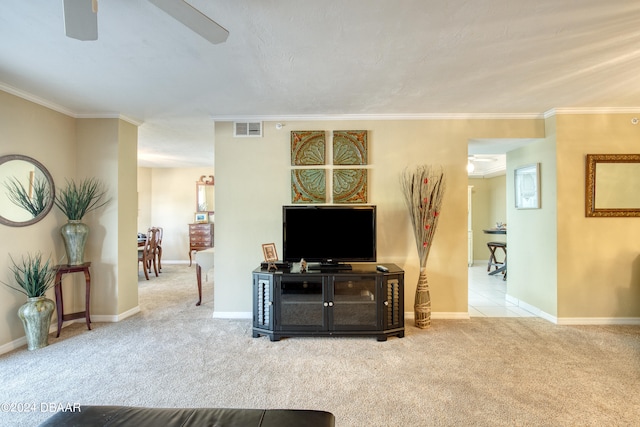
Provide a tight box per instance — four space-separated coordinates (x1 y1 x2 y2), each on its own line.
252 263 404 341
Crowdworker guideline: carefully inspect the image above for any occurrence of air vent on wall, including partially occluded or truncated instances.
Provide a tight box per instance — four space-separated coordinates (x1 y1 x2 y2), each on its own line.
234 121 262 137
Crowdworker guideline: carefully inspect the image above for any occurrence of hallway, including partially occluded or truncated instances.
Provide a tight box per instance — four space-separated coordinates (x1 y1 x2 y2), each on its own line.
468 262 536 317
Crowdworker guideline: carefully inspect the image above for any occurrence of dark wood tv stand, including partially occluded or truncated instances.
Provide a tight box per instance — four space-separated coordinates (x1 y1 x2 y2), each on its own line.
252 263 404 341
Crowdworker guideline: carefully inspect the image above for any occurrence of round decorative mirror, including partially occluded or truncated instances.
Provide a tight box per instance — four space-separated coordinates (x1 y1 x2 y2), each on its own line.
0 154 55 227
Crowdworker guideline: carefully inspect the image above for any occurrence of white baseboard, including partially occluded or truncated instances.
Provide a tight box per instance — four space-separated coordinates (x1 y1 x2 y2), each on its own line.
91 305 141 323
55 305 141 325
504 295 640 325
505 294 558 323
556 317 640 325
0 306 143 356
0 336 28 355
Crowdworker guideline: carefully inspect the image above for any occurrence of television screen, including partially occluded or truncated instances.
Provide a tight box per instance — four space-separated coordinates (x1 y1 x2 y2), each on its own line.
283 205 376 265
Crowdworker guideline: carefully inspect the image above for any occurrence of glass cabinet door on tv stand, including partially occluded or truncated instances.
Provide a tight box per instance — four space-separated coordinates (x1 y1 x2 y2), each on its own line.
331 275 378 330
278 276 326 331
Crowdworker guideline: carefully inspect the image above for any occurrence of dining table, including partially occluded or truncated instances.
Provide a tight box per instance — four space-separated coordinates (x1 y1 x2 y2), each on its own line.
482 228 506 235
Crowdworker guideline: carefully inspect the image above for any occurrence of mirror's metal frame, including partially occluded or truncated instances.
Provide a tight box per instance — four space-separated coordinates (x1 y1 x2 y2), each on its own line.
0 154 56 227
585 153 640 217
196 175 214 215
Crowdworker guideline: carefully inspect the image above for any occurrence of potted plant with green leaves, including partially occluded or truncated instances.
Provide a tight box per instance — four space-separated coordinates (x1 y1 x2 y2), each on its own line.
1 253 57 350
54 178 109 265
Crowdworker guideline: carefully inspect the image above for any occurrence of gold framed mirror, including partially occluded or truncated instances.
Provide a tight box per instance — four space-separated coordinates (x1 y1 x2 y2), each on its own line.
0 154 56 227
585 154 640 217
196 175 214 215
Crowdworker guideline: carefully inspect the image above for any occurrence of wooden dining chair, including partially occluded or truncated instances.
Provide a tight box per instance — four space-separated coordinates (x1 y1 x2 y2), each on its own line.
138 228 158 280
152 226 163 272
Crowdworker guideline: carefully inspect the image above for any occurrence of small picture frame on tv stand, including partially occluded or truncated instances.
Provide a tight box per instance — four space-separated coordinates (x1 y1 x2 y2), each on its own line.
262 243 278 262
262 243 280 271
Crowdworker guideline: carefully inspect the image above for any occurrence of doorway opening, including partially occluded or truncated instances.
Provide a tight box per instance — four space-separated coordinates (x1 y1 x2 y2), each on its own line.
467 139 537 317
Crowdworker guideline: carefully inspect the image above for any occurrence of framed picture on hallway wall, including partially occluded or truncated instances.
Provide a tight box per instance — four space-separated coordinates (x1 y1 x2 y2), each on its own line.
514 163 540 209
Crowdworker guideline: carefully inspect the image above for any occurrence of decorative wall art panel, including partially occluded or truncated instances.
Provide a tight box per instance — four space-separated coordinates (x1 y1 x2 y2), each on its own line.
291 169 326 203
333 169 368 204
291 131 326 165
333 130 368 165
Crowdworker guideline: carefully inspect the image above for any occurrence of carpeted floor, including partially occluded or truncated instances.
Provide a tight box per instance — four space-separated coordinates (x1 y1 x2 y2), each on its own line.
1 264 639 426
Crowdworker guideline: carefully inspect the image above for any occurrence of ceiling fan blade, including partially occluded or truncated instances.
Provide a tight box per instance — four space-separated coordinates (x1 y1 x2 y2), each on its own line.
148 0 229 44
63 0 98 41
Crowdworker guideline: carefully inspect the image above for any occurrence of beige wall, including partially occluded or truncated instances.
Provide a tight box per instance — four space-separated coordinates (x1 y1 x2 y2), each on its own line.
556 113 640 320
469 175 507 261
74 119 139 318
506 119 559 318
506 113 640 321
116 120 139 314
214 119 545 317
0 91 75 350
137 167 152 232
0 91 140 352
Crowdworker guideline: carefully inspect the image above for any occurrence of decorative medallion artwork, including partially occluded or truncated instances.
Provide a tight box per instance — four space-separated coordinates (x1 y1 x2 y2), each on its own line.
333 130 368 165
333 169 368 204
291 131 326 165
291 169 326 203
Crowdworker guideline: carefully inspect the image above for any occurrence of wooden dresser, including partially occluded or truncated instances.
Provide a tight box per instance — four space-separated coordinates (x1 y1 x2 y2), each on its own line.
188 223 214 266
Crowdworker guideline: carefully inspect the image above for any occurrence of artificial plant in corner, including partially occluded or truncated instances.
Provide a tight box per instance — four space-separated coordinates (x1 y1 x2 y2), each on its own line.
54 177 109 221
54 178 109 265
1 252 58 350
401 165 446 329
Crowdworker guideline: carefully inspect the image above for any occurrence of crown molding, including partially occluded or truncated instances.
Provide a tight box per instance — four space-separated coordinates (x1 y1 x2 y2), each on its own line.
210 112 546 122
5 81 639 125
1 82 77 117
213 108 640 122
0 83 143 126
75 113 144 126
545 107 640 117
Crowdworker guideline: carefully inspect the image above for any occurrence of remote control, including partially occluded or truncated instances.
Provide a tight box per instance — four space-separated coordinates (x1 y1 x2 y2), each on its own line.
376 265 389 272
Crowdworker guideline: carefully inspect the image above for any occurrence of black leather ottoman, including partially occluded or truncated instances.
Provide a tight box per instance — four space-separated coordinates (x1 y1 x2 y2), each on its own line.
39 405 335 427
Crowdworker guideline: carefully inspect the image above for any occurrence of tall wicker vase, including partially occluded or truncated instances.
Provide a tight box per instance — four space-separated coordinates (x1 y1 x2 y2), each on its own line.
414 268 431 328
401 165 446 329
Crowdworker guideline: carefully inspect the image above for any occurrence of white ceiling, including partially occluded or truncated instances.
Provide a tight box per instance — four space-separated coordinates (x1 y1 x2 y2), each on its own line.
466 153 506 179
1 0 639 168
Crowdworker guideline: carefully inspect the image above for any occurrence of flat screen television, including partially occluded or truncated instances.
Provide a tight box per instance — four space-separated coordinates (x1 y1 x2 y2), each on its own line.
282 205 376 269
